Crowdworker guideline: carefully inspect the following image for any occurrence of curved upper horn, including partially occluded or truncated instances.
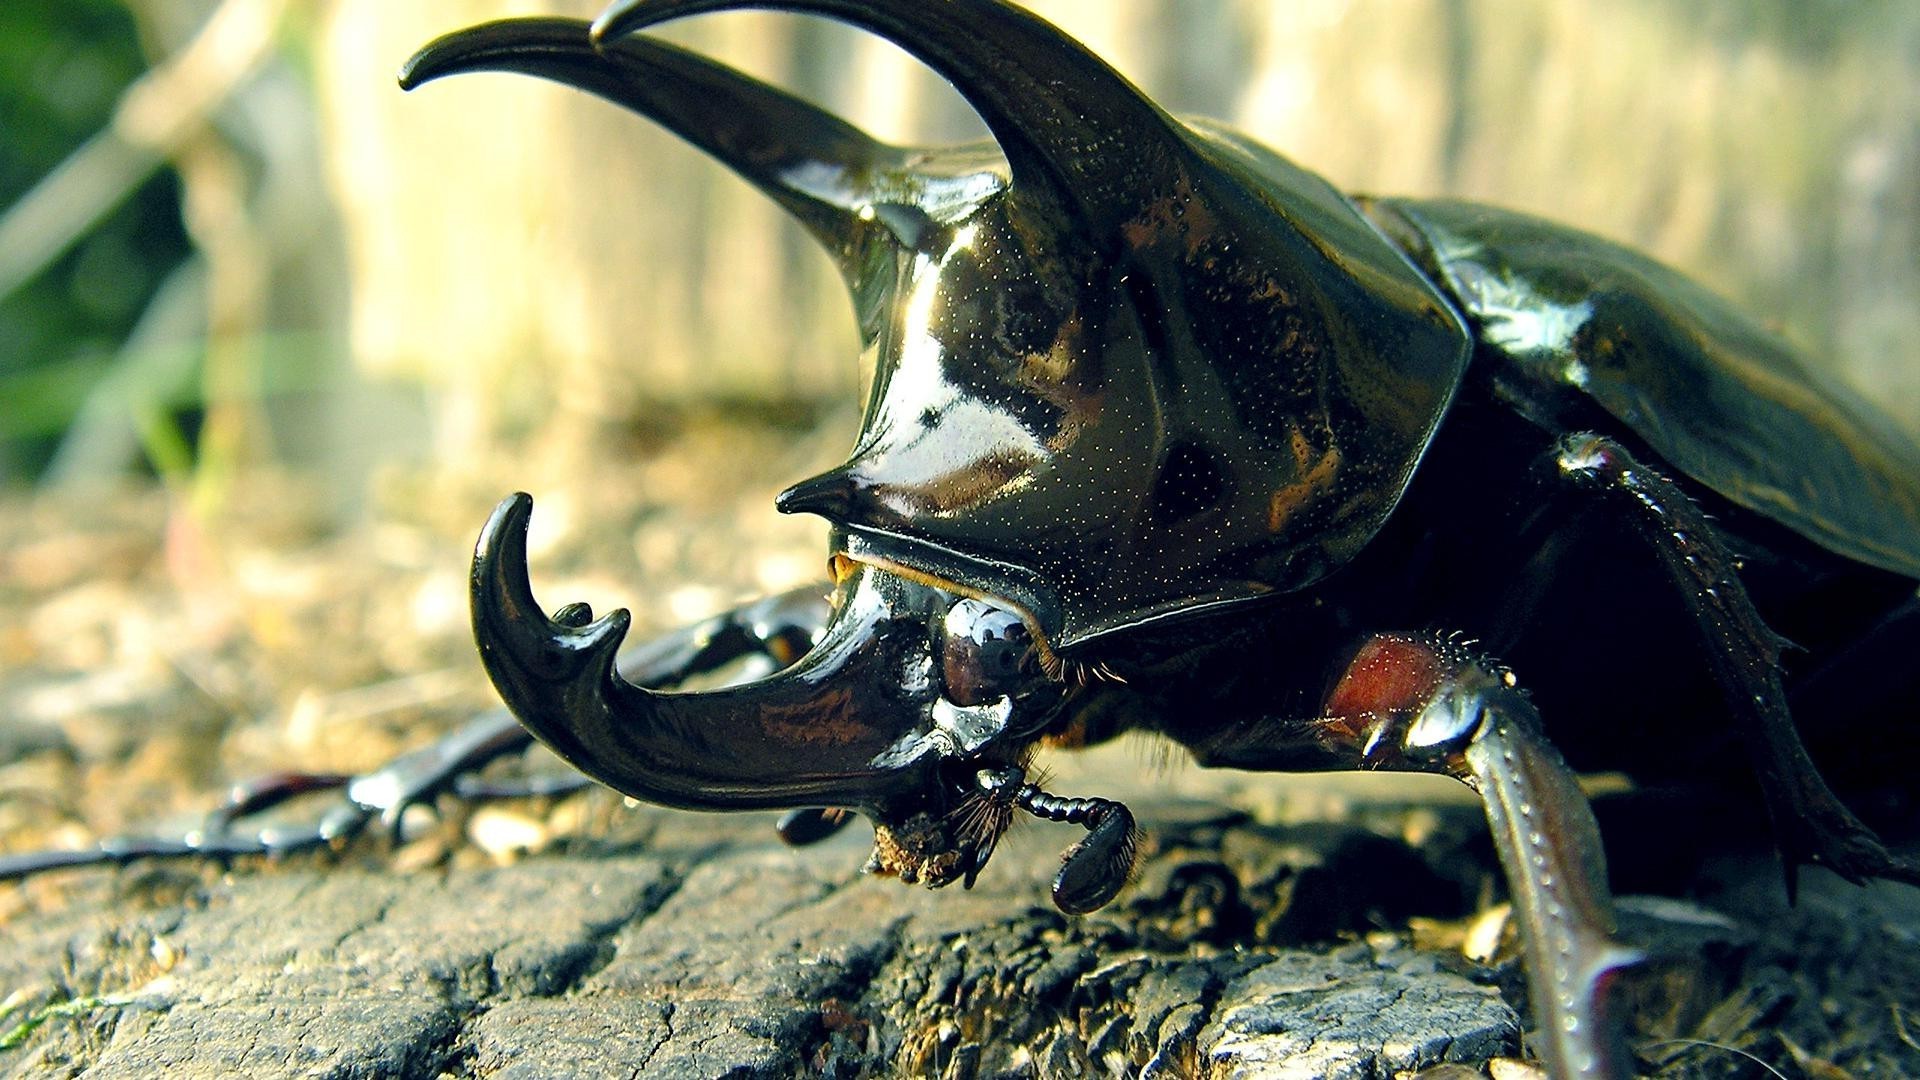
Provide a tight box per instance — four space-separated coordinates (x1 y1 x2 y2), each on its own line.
399 17 905 277
591 0 1201 236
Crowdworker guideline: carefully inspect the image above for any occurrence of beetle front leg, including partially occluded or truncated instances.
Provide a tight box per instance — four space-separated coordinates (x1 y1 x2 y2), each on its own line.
246 581 836 836
1186 633 1641 1080
1443 677 1644 1080
0 584 832 882
1348 636 1641 1080
1555 432 1920 892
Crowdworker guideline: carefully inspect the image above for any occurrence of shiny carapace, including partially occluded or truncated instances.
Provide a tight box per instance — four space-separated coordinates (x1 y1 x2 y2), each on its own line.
400 4 1920 1079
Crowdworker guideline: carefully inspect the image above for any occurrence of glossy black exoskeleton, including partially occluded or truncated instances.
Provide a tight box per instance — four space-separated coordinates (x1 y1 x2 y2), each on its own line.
10 4 1915 1078
425 4 1920 1077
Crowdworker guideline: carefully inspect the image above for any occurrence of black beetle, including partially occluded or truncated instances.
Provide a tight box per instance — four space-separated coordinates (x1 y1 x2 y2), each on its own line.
408 3 1920 1076
5 3 1914 1077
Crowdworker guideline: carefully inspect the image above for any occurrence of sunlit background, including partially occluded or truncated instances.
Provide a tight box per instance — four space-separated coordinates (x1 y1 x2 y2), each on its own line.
3 0 1917 515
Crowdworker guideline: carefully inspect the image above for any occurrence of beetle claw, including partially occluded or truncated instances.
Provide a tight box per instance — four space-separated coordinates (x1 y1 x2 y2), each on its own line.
776 807 852 846
1775 807 1920 899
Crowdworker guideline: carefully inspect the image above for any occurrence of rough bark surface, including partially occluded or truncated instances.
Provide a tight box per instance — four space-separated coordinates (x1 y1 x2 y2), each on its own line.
4 795 1525 1078
8 783 1920 1078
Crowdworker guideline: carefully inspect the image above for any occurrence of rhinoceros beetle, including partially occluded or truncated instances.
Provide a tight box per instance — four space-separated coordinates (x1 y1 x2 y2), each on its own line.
7 2 1918 1077
420 3 1920 1074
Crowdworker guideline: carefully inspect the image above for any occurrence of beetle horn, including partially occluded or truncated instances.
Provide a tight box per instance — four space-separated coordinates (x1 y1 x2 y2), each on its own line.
399 17 904 275
590 0 1200 235
471 494 938 812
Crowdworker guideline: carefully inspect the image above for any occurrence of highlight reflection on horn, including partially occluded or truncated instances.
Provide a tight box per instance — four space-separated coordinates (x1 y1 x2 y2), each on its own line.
588 0 1205 233
471 493 946 813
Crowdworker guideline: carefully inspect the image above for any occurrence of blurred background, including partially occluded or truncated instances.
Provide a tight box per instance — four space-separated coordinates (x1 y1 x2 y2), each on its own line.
3 0 1917 515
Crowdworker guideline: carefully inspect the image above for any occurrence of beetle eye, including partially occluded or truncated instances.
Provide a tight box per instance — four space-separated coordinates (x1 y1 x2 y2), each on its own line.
939 598 1035 706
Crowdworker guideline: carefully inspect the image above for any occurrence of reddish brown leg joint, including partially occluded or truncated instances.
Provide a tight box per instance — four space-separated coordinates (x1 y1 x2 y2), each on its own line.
1323 632 1641 1080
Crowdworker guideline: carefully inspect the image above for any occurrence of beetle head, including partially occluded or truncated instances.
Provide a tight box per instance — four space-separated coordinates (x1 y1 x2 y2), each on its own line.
471 493 1075 891
411 0 1469 907
403 0 1469 651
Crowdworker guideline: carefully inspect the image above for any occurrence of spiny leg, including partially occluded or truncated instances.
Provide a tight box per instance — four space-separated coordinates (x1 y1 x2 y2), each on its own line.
0 583 831 882
1455 694 1642 1080
253 584 831 836
1555 432 1920 892
1186 632 1640 1079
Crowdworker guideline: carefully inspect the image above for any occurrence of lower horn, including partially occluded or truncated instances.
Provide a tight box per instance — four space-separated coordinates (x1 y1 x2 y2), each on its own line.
470 493 942 812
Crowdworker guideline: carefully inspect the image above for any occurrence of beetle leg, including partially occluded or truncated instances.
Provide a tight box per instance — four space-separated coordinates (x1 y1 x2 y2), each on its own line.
207 770 356 832
775 807 854 846
1343 635 1641 1079
1180 632 1641 1078
1447 680 1644 1080
1555 432 1920 892
257 582 835 838
0 584 832 883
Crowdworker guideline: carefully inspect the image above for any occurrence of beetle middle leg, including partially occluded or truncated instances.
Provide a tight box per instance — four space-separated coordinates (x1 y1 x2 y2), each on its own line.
1554 432 1920 891
0 584 831 882
239 583 834 835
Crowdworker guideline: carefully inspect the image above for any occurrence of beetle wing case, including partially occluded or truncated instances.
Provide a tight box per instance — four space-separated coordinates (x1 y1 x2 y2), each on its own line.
1372 196 1920 581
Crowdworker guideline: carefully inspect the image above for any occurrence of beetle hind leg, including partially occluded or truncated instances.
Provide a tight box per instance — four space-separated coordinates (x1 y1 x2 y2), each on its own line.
1555 432 1920 891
